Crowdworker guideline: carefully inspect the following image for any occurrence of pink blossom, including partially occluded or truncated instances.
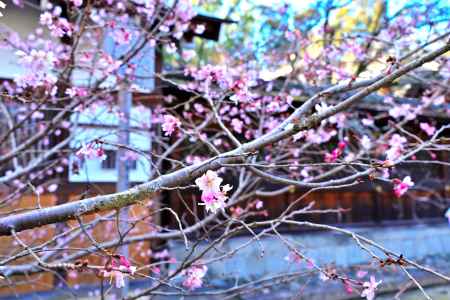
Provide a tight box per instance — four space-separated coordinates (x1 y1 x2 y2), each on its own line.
182 265 207 290
113 28 132 45
361 276 381 300
76 142 107 160
362 118 374 127
65 87 88 98
153 249 170 259
255 200 264 210
47 184 58 193
356 270 368 279
161 115 181 136
230 89 254 103
194 24 206 34
284 251 302 263
15 49 57 88
315 102 330 114
344 280 353 294
393 176 414 198
71 0 83 7
324 141 346 163
100 269 125 289
386 134 407 161
231 118 244 134
50 18 73 37
419 122 436 136
306 259 315 269
40 12 53 26
328 113 347 128
388 104 417 120
99 256 136 289
305 128 337 144
195 171 232 213
195 170 222 193
230 206 244 217
300 167 311 179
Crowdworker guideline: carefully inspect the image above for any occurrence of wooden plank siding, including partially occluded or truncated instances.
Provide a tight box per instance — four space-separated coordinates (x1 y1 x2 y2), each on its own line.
165 185 446 230
0 186 154 296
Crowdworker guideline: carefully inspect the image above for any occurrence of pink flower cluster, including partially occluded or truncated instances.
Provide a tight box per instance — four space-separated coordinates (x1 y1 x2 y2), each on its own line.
112 27 133 45
187 64 232 90
161 114 181 136
361 276 381 300
393 176 414 198
419 122 436 136
386 134 407 162
195 170 232 213
15 49 58 88
182 264 208 291
40 7 73 38
99 256 136 289
185 65 256 102
76 142 107 160
324 141 347 163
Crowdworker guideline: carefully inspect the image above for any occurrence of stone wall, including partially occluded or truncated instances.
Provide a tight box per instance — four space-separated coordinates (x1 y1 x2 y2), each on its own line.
168 223 450 299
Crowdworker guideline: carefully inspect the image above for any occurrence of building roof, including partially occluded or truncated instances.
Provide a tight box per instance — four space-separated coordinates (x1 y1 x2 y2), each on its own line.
184 13 236 42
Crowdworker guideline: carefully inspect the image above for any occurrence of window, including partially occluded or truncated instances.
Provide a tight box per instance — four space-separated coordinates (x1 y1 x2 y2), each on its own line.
101 150 137 170
101 150 116 170
69 105 152 183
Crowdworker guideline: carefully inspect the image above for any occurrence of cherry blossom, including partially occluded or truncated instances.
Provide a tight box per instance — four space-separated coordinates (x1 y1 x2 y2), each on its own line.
388 104 417 120
361 276 381 300
182 264 207 290
255 200 264 210
393 176 414 198
362 118 374 127
386 134 407 162
194 24 206 34
71 0 83 7
161 115 181 136
195 170 223 194
343 279 353 294
284 251 302 264
153 249 170 260
99 256 136 289
195 171 232 213
419 122 436 136
231 118 244 134
15 49 58 88
315 102 330 114
0 1 448 297
324 141 347 163
356 270 368 279
47 184 58 193
113 28 133 45
40 12 53 26
76 142 107 160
